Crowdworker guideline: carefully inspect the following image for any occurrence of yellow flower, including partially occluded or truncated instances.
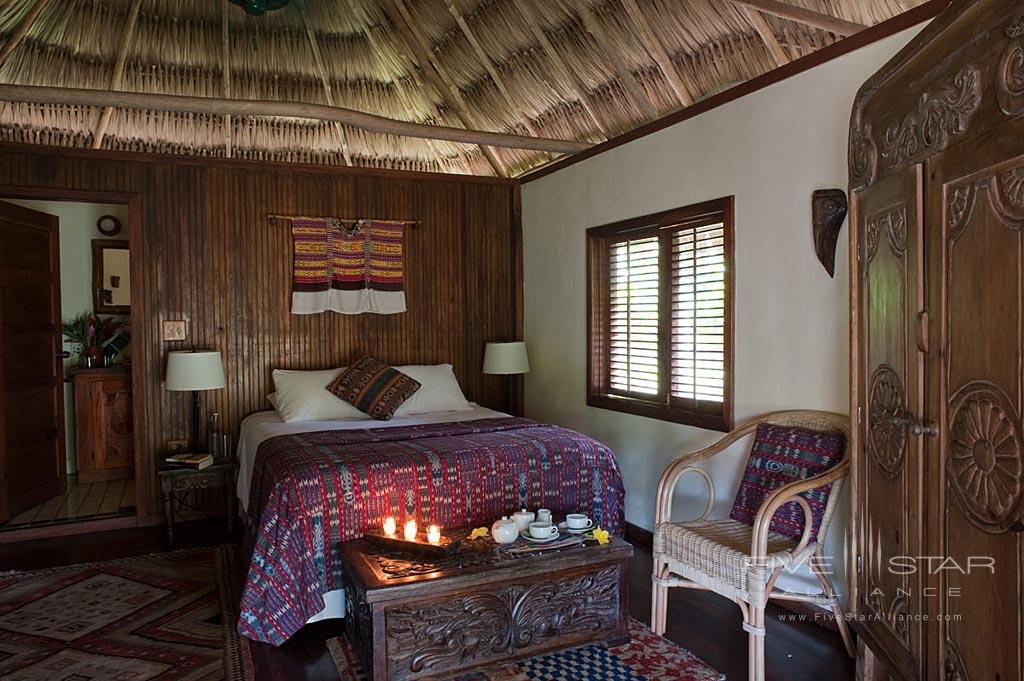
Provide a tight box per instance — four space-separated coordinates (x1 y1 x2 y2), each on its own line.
592 527 610 545
469 527 489 540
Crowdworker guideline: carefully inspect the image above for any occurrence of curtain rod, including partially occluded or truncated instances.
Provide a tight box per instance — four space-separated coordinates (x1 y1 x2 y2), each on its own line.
267 213 419 227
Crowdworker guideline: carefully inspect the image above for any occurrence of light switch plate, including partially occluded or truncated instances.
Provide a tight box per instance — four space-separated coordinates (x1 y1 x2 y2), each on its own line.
163 320 187 341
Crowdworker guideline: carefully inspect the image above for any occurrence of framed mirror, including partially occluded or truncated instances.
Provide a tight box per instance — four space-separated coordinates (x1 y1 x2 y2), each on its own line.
92 239 130 314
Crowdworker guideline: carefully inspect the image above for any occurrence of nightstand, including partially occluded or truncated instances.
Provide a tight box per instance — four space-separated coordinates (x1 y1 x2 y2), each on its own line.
158 462 239 547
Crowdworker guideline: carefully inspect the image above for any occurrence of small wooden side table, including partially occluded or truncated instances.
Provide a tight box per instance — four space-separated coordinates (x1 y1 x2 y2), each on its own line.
157 462 239 548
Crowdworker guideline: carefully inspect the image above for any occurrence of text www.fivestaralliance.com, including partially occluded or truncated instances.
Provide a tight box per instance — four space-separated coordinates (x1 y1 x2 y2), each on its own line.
777 613 962 623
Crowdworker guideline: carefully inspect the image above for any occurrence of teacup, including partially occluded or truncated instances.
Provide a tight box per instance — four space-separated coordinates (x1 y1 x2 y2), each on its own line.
528 522 558 540
566 513 592 530
536 508 552 524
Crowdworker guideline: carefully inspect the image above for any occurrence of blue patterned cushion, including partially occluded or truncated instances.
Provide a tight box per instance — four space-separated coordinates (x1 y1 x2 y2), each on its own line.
729 423 845 540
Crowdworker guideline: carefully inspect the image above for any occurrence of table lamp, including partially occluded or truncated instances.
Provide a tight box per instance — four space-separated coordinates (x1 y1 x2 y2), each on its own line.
165 350 226 452
483 342 529 416
483 342 530 375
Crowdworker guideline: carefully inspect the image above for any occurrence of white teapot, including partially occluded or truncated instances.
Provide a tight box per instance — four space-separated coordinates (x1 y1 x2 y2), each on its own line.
511 508 535 532
491 516 519 544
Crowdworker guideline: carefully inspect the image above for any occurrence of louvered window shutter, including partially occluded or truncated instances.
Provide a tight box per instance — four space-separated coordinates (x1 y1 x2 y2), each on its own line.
608 235 660 397
587 197 733 431
670 221 727 413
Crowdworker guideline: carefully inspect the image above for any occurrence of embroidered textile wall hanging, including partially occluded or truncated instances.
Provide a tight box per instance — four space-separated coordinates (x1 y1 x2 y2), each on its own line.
290 218 407 315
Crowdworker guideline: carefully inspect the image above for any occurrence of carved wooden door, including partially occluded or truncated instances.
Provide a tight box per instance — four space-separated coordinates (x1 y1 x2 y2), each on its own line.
0 200 65 524
925 114 1024 681
852 164 926 680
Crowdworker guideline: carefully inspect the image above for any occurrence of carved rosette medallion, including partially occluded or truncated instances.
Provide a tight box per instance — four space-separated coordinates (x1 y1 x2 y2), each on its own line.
999 14 1024 117
385 566 620 675
944 639 969 681
868 365 907 478
948 381 1024 533
881 67 982 169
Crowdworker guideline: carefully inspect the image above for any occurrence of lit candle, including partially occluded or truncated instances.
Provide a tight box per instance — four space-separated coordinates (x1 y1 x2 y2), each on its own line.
427 525 441 545
383 516 397 537
404 519 418 542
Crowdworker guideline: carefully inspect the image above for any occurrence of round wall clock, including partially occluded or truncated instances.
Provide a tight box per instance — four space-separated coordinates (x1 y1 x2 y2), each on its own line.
97 214 122 237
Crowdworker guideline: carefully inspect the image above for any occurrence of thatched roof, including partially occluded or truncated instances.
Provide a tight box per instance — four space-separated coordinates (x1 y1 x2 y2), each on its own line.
0 0 920 176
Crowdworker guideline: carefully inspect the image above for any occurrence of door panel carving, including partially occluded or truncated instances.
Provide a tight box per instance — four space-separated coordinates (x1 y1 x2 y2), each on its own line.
854 165 924 675
935 139 1024 681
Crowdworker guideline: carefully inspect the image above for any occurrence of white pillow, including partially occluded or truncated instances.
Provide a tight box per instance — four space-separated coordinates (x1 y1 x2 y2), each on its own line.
394 364 473 416
271 368 365 422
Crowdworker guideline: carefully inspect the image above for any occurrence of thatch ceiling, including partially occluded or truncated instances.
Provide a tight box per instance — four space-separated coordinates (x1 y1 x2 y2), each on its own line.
0 0 919 176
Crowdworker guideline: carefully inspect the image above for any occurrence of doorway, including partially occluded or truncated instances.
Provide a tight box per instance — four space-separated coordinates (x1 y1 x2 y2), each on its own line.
0 192 141 536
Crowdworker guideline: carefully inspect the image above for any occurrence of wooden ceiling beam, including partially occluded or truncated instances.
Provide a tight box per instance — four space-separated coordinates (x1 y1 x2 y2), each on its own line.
730 0 867 37
619 0 693 107
297 0 353 165
220 0 232 158
573 0 656 121
0 0 49 65
381 0 507 176
740 6 789 67
91 0 143 149
444 0 546 143
515 0 608 138
0 83 592 154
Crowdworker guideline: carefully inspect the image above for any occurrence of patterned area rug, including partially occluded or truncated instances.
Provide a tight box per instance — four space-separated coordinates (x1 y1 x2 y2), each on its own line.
327 618 724 680
0 546 251 681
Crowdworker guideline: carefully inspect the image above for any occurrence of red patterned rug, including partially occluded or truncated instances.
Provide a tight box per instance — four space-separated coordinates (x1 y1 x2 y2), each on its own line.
0 546 251 680
327 617 724 680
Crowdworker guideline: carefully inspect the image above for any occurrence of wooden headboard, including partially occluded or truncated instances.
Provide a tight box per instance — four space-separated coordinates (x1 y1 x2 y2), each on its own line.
0 143 521 515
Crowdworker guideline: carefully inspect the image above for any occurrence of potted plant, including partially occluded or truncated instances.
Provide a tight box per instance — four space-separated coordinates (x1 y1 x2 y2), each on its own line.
62 313 126 368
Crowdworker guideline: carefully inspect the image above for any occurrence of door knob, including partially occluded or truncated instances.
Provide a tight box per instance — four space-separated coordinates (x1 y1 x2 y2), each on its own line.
888 414 939 438
57 350 71 359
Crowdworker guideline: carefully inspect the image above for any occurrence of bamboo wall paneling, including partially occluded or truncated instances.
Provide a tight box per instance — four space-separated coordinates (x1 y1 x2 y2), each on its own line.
0 144 520 515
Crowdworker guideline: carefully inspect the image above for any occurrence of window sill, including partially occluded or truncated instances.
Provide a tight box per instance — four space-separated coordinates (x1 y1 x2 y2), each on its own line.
586 393 730 432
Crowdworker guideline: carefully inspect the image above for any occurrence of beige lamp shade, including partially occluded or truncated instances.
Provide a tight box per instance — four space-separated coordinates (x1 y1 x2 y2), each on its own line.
483 342 530 375
165 350 226 391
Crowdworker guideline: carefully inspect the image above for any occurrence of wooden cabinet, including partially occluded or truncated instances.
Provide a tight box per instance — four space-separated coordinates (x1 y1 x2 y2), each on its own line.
850 1 1024 678
72 367 133 483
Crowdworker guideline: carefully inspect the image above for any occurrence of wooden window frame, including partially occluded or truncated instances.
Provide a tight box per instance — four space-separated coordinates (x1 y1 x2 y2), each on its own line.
586 197 735 432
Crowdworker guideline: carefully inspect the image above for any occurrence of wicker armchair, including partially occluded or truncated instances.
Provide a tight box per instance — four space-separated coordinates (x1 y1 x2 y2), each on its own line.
651 410 854 681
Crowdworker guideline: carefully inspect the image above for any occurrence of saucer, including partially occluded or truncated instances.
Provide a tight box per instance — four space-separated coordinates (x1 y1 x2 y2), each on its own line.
521 529 560 544
558 520 594 534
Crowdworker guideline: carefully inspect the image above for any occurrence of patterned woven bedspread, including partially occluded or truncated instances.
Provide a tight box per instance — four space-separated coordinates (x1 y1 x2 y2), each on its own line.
237 417 625 645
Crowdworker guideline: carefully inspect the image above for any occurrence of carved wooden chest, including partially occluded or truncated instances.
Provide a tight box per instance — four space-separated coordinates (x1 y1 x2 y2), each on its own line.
339 536 632 680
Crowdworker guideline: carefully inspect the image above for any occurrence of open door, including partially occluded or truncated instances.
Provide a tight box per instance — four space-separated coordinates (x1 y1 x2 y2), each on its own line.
0 200 65 524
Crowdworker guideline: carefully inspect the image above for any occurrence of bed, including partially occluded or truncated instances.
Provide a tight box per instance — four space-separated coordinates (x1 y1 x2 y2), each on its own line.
235 405 625 645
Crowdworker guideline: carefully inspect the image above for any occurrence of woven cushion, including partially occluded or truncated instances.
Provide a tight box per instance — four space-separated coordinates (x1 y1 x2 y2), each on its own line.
326 356 421 420
729 423 844 540
654 519 797 601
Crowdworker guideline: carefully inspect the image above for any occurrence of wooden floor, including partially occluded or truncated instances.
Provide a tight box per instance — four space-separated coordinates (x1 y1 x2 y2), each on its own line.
0 477 136 530
0 520 854 680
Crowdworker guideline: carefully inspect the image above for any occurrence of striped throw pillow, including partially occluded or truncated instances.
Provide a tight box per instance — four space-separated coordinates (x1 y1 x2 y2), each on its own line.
729 423 845 541
326 356 421 421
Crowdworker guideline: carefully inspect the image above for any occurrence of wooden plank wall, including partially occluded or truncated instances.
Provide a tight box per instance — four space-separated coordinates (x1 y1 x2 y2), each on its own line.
0 144 522 516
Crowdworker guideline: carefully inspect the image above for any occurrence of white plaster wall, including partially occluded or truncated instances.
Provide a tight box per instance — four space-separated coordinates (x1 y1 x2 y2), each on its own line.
521 27 923 597
3 198 129 475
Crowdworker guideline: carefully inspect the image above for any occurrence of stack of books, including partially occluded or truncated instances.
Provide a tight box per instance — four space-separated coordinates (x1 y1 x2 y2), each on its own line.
165 452 214 470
